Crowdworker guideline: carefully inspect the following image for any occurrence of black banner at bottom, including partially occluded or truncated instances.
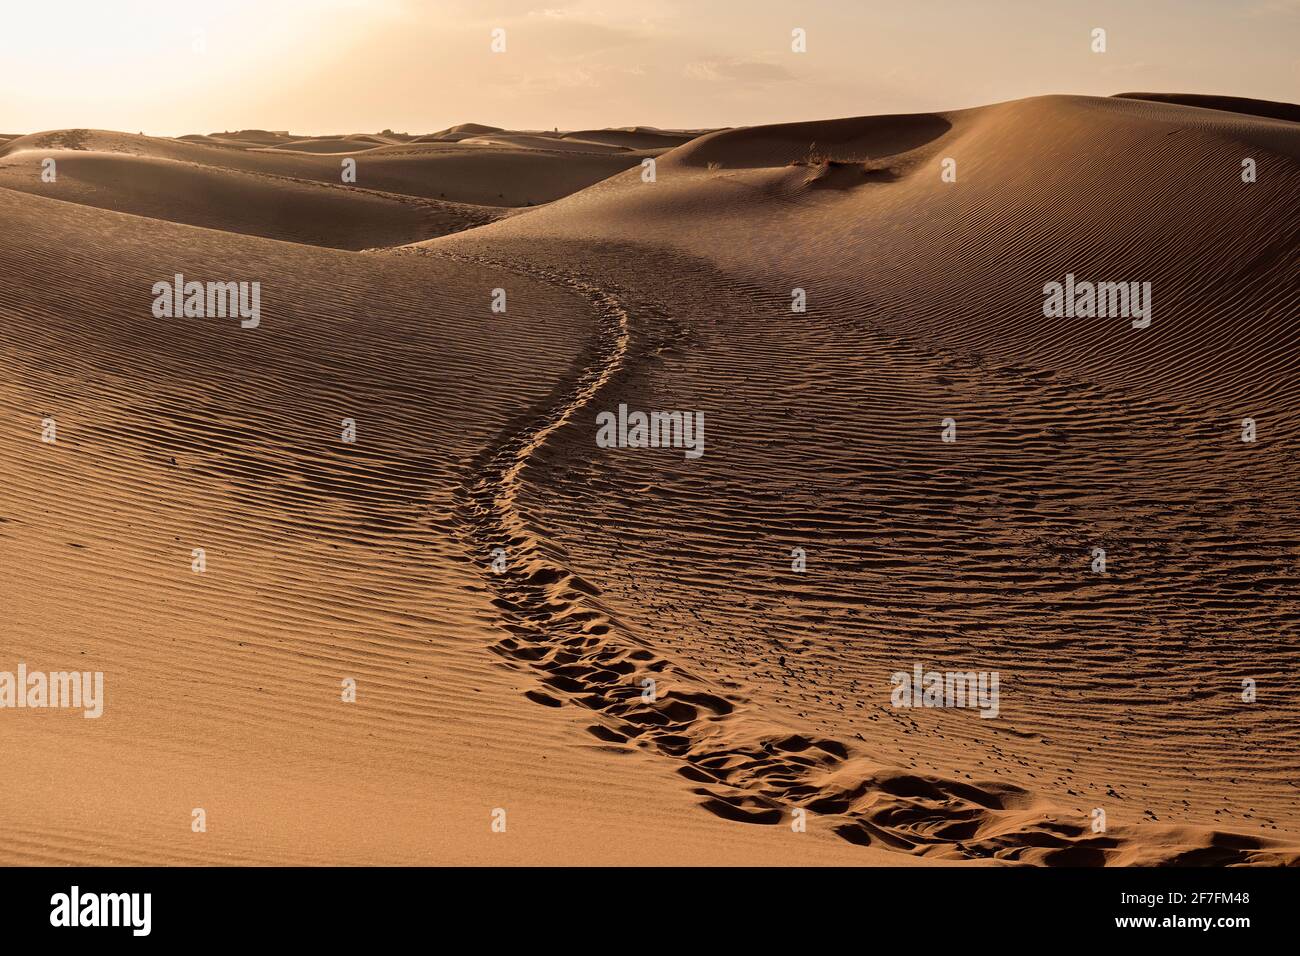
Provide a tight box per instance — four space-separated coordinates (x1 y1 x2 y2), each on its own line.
0 865 1290 942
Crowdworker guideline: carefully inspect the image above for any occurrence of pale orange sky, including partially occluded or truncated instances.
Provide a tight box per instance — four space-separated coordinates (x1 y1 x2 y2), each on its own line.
1 0 1296 136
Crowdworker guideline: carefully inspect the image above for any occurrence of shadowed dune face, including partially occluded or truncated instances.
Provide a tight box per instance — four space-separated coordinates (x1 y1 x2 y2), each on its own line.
563 128 704 151
666 112 952 168
0 151 498 249
457 132 634 154
265 137 389 154
435 123 504 137
1 94 1297 866
1117 92 1300 124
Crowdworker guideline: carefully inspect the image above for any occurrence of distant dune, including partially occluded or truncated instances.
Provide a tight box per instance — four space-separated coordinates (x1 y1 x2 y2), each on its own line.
265 137 389 154
1116 91 1300 123
434 122 505 137
0 150 498 248
562 127 709 150
1 95 1296 865
212 129 298 145
0 127 661 212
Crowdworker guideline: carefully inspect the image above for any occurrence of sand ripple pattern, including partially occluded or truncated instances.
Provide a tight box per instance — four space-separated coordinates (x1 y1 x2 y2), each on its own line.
425 247 1298 866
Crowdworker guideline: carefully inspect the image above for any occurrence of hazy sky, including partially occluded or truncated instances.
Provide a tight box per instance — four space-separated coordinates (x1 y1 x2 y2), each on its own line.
2 0 1296 136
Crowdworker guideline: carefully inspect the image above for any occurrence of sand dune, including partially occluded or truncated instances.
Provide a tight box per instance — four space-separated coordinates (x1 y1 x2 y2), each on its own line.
0 127 654 211
434 122 504 137
1 93 1296 866
410 124 710 154
1118 92 1300 123
0 150 497 248
0 182 897 865
218 129 296 143
411 93 1300 863
265 137 390 154
458 132 632 154
563 127 707 150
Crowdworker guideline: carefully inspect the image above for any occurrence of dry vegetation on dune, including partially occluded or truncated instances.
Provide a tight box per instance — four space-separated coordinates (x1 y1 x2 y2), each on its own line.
1 94 1296 866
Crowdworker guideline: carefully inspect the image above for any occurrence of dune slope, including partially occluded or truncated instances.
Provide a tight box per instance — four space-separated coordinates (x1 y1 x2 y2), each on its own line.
412 94 1300 864
0 150 496 249
0 184 894 865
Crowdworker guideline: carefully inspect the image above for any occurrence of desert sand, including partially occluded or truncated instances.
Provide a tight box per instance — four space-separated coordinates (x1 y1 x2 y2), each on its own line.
0 93 1296 865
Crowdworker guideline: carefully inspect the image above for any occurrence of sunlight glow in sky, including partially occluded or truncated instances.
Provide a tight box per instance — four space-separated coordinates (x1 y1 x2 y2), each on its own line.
1 0 1296 136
